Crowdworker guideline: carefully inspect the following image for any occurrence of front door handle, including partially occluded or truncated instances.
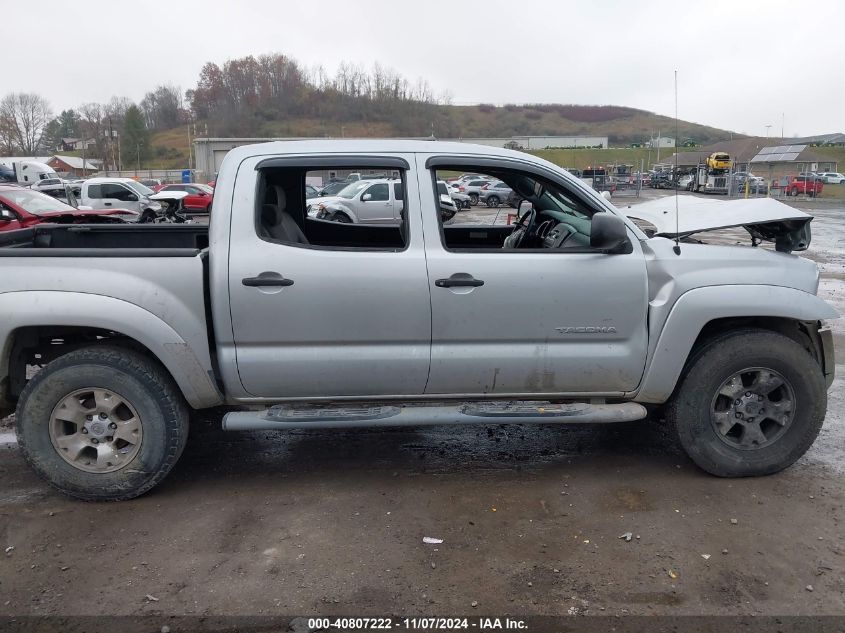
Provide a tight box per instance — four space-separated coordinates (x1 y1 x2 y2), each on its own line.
435 275 484 288
242 273 294 287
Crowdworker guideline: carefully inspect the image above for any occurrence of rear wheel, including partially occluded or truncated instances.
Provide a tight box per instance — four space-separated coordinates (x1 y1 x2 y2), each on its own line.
16 346 189 501
667 330 826 477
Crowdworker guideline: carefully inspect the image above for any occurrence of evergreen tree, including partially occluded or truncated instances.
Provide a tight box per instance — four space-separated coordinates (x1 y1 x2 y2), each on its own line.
122 105 150 167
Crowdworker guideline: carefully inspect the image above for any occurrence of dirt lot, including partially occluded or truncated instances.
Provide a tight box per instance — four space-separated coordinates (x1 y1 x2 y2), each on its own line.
1 194 844 620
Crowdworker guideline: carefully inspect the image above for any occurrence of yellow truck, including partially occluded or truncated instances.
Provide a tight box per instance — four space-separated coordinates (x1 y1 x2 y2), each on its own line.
706 152 732 172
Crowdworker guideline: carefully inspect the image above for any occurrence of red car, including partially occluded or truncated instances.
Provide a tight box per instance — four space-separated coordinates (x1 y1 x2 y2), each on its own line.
158 183 214 212
0 185 138 231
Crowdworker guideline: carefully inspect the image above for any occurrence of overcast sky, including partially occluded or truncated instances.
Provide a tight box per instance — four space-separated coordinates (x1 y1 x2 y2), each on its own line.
7 0 842 137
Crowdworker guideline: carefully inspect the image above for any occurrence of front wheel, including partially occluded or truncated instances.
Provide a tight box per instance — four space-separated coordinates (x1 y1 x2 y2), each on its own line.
667 330 826 477
486 195 500 207
790 187 799 196
469 193 479 206
16 346 189 500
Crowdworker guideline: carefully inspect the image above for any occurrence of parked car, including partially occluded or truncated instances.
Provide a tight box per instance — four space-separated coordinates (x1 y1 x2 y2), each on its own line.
139 178 163 190
157 184 214 212
817 172 845 184
436 181 458 221
305 184 319 199
318 181 348 197
307 178 405 224
30 178 66 191
0 184 139 230
446 183 471 209
81 178 163 222
650 172 675 189
454 178 496 205
733 175 768 195
1 139 836 502
478 181 514 207
786 175 824 197
677 173 695 190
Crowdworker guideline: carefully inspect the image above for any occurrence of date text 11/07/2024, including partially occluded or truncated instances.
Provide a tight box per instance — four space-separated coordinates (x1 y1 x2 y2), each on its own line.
306 617 528 630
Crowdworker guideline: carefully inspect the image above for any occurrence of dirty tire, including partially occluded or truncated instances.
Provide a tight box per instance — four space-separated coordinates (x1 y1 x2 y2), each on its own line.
16 346 189 501
667 329 826 477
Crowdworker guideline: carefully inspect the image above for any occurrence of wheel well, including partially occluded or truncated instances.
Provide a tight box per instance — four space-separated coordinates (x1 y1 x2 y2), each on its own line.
692 317 822 365
5 326 171 404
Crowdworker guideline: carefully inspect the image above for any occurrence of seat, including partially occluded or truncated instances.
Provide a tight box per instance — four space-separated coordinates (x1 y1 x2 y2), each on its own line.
260 186 309 245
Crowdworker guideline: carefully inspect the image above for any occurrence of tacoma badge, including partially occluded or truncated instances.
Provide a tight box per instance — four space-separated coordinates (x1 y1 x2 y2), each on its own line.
555 326 618 334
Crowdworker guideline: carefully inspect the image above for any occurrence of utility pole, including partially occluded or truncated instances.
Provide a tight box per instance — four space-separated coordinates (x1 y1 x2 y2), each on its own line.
136 144 140 176
187 122 193 172
656 128 660 164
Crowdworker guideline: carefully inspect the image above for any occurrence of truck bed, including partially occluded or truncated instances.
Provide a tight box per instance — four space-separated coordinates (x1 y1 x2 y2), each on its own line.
0 223 217 408
0 224 209 256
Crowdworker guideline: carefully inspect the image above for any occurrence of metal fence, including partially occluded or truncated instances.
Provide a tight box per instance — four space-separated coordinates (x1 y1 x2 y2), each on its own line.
94 169 192 183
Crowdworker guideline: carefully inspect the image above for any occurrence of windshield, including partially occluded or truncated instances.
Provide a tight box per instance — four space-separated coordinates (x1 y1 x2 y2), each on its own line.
1 188 76 215
125 181 154 196
336 181 370 199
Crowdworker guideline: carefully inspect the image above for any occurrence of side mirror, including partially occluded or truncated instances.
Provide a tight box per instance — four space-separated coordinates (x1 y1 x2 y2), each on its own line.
517 200 532 214
600 190 612 201
362 193 372 201
0 212 12 223
590 212 631 254
127 193 139 202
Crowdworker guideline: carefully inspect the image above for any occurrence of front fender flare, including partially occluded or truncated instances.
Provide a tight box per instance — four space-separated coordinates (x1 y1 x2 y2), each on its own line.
0 291 223 409
634 285 839 403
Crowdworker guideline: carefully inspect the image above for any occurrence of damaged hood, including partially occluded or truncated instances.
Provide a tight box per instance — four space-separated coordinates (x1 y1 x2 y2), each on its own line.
621 196 812 252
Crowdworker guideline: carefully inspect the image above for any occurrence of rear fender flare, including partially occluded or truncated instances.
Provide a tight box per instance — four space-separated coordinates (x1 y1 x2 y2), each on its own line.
0 291 223 409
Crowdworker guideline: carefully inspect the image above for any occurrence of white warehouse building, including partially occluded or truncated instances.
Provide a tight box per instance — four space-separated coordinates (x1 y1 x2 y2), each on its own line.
193 135 608 181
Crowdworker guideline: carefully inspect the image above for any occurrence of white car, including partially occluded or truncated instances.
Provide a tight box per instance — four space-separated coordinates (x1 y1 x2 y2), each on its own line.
818 172 845 184
307 178 405 224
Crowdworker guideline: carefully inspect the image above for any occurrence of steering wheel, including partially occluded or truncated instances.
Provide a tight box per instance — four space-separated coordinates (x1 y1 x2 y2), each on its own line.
504 207 537 249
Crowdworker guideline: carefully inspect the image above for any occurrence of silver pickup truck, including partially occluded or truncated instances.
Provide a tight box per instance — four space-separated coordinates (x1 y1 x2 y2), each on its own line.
1 140 836 500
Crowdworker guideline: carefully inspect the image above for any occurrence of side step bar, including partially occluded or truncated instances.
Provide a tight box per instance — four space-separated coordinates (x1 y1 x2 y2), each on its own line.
222 401 647 431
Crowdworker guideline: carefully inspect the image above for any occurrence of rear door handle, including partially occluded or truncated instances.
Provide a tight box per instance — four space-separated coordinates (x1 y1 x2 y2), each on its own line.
435 275 484 288
242 274 294 287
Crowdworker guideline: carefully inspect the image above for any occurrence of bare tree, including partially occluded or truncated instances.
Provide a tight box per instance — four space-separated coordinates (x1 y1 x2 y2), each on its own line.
0 92 53 154
78 102 107 158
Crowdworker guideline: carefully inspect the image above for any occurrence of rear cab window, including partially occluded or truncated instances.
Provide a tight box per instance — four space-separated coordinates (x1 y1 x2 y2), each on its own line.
253 162 408 251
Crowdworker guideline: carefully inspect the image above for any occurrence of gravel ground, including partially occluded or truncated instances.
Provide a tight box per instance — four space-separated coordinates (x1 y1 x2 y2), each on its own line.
0 194 843 619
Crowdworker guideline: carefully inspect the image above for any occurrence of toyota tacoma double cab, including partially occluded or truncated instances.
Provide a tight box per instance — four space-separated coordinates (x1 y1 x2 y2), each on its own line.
0 140 836 500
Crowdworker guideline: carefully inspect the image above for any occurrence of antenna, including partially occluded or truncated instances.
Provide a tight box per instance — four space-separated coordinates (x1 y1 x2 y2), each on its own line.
673 70 681 255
